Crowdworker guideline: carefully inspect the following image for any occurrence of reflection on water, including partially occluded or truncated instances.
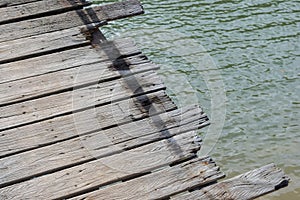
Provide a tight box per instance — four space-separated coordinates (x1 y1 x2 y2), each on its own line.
96 0 300 199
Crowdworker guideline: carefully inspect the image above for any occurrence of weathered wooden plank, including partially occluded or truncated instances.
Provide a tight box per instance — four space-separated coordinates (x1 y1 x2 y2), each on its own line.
71 157 224 200
0 0 90 25
0 131 201 199
0 38 140 84
0 0 40 7
0 90 176 158
0 24 91 64
171 164 290 200
0 0 144 42
0 69 163 131
107 105 208 148
0 106 206 187
0 52 148 105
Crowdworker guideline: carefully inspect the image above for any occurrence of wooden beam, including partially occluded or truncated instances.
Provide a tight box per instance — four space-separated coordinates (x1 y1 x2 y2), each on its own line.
0 0 90 25
0 45 146 104
0 0 41 7
0 90 176 158
0 0 144 42
71 157 225 200
0 131 202 199
0 70 164 131
171 164 290 200
0 38 140 84
0 24 91 64
0 106 206 187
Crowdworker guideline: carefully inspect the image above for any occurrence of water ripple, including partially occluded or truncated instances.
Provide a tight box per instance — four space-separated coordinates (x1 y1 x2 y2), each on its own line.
96 0 300 198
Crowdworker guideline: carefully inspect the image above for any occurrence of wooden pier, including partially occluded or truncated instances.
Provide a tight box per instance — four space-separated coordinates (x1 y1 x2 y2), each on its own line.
0 0 289 199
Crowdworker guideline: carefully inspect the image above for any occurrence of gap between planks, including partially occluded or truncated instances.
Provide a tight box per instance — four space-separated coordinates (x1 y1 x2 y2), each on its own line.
170 164 290 200
70 156 225 200
0 69 165 131
0 37 140 84
0 127 207 199
0 0 144 43
0 0 91 25
0 90 176 158
0 23 98 65
0 37 146 104
0 0 42 8
0 105 208 188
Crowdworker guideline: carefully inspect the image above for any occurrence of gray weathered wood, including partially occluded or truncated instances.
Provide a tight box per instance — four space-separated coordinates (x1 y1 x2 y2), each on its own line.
0 38 140 84
0 0 144 42
0 70 163 131
0 131 201 199
0 106 206 187
0 0 40 7
0 53 149 104
171 164 290 200
0 24 90 64
0 0 90 24
71 157 225 200
0 90 176 157
107 105 208 147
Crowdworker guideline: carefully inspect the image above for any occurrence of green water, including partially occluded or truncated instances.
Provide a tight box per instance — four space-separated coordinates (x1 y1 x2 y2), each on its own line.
95 0 299 198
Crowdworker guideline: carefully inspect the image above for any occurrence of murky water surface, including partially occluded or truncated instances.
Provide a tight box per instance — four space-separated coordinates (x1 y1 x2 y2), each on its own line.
95 0 299 198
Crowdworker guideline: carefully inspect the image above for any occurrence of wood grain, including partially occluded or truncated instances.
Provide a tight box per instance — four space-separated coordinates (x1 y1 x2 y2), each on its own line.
0 0 144 42
0 106 206 187
0 0 40 7
0 53 149 104
0 0 90 24
171 164 290 200
0 70 163 131
71 157 225 200
0 131 201 199
0 1 289 200
0 24 90 64
0 38 140 84
0 90 176 158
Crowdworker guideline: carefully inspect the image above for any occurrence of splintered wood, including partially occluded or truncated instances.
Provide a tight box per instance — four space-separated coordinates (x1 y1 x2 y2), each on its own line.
0 0 289 199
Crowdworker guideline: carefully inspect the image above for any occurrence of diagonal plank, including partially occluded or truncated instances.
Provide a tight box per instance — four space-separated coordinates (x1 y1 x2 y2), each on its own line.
70 157 225 200
105 105 208 148
171 164 290 200
0 69 163 131
0 131 202 199
0 90 176 158
0 50 146 105
0 106 207 188
0 21 112 65
0 0 40 7
0 24 92 64
0 38 140 84
0 0 144 42
0 0 90 25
